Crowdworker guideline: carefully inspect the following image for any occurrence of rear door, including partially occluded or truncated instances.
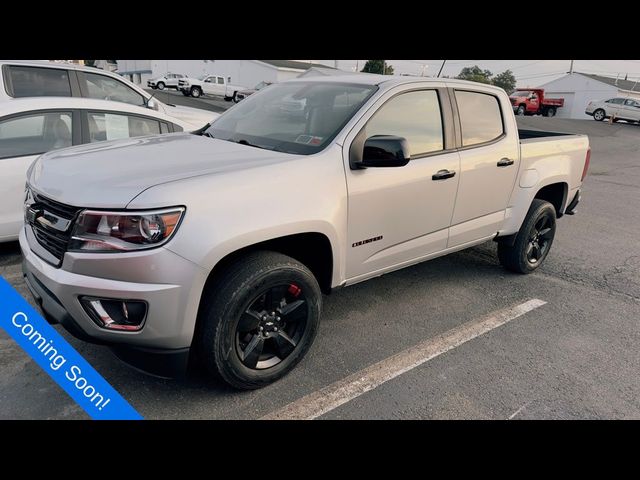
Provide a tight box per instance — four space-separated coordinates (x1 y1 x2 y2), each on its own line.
605 98 625 117
449 87 520 247
621 98 640 121
0 110 78 239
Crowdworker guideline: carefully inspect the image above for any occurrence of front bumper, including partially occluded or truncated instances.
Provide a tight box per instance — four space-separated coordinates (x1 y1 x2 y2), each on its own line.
19 227 207 376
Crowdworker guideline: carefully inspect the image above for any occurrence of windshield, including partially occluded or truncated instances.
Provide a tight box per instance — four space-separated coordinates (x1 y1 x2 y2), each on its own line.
198 75 209 80
512 90 532 97
204 82 378 155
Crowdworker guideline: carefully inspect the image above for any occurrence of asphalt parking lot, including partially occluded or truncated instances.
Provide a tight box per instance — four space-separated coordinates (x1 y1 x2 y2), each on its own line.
143 88 231 113
1 113 639 420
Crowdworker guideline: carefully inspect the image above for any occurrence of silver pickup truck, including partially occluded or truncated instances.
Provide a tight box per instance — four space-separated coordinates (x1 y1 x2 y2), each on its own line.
21 75 590 389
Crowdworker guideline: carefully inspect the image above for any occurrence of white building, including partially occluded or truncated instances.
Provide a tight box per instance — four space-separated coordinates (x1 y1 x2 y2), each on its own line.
539 72 640 119
116 60 335 89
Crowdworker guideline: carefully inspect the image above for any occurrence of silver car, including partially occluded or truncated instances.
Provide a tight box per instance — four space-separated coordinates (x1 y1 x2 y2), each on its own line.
585 97 640 123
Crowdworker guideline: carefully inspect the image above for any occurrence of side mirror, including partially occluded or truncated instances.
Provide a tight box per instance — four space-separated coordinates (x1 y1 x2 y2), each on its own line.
358 135 411 168
146 98 160 111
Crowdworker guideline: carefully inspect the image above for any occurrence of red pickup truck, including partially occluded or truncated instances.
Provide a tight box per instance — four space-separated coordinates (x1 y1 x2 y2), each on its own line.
509 88 564 117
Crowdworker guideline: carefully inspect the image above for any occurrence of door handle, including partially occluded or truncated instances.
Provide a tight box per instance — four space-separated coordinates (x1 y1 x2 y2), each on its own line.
497 158 515 167
432 169 456 180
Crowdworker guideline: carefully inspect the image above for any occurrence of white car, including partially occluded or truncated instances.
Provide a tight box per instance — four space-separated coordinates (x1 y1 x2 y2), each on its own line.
147 73 186 91
178 74 246 101
585 97 640 123
0 97 196 243
0 61 216 129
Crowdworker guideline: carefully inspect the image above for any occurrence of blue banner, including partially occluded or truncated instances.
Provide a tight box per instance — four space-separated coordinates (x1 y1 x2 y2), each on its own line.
0 276 143 420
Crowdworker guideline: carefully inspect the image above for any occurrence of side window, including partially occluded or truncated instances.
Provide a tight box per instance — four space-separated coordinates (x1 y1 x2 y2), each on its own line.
365 90 444 156
217 77 225 85
611 98 625 105
5 66 71 98
0 111 72 159
624 99 638 106
160 122 170 134
87 112 160 142
455 90 504 147
80 72 145 106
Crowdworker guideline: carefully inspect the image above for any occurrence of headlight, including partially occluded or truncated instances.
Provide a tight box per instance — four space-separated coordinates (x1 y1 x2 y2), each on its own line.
69 207 185 252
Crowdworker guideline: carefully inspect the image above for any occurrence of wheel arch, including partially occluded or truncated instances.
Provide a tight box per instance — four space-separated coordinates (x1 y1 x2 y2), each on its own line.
534 181 568 218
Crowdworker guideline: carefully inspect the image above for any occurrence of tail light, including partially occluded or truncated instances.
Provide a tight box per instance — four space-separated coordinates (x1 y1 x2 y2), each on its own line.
581 147 591 181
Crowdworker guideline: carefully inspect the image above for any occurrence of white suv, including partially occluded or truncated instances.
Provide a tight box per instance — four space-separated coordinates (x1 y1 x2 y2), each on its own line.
0 61 216 129
147 73 186 91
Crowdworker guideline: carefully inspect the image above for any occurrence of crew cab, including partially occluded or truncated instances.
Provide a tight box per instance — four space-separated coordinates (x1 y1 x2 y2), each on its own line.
510 88 564 117
147 73 186 91
21 76 590 389
178 74 246 101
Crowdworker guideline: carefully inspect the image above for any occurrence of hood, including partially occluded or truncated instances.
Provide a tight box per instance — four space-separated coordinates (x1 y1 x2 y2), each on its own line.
161 103 219 129
239 88 257 95
29 133 301 208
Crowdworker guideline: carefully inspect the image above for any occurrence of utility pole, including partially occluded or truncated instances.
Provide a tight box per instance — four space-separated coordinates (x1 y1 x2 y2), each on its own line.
383 60 386 75
356 60 359 72
437 60 447 78
569 60 574 74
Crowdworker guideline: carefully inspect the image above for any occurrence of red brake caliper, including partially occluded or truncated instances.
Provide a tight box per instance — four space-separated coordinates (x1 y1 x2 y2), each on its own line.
288 284 302 297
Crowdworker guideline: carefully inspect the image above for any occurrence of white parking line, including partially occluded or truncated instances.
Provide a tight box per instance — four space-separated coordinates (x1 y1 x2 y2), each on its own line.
262 298 547 420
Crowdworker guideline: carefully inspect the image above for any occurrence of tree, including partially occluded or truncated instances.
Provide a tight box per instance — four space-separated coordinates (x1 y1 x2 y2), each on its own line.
456 65 493 84
361 60 394 75
492 70 517 93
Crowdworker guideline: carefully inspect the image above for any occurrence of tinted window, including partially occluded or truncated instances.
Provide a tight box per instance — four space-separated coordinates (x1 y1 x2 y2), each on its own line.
624 99 639 106
160 122 170 134
610 98 625 105
217 77 225 85
81 72 145 106
7 66 71 98
455 90 504 146
365 90 443 156
0 112 72 159
87 112 160 142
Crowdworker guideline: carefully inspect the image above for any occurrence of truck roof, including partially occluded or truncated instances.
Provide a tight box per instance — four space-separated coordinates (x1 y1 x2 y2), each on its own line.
287 74 507 93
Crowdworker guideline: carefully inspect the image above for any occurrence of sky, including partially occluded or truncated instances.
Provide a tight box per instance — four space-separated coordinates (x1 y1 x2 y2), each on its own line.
307 60 640 87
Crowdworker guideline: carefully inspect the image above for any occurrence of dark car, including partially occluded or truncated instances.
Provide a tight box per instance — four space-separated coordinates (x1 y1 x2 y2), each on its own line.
234 81 273 102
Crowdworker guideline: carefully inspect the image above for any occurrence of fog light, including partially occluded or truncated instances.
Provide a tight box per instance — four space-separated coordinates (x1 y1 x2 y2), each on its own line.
80 296 147 331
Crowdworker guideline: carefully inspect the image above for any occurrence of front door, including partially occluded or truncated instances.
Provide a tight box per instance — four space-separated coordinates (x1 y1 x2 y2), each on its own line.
621 98 640 121
449 89 520 247
344 88 460 281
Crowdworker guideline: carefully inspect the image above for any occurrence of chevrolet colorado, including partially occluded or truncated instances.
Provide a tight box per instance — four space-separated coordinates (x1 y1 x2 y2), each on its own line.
20 76 590 389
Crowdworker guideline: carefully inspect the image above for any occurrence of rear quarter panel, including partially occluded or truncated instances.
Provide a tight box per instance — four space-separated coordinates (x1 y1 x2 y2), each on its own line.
500 134 589 235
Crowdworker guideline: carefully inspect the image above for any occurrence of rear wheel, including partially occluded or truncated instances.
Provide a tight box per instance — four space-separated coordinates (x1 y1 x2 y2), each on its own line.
516 105 526 116
498 199 556 274
198 251 321 390
545 107 556 117
593 109 605 121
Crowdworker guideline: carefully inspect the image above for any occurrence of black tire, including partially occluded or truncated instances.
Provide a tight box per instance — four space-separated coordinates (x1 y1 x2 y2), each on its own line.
224 95 232 102
197 251 322 390
498 199 556 274
545 107 556 117
157 82 165 91
593 109 605 121
517 105 526 116
181 90 190 96
233 95 240 103
190 86 202 98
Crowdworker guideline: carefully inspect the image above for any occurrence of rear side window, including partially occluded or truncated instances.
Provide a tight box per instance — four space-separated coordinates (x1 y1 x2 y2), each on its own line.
0 111 72 159
80 72 145 106
365 90 444 156
610 98 625 105
5 66 72 98
455 90 504 147
87 112 160 142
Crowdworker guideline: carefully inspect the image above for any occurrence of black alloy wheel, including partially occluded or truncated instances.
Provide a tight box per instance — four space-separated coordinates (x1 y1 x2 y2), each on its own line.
236 283 309 370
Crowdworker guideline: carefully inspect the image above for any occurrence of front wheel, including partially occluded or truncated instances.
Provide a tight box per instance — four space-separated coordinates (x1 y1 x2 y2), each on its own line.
498 199 556 274
198 251 321 390
593 109 605 121
190 86 202 98
157 82 165 90
516 105 526 116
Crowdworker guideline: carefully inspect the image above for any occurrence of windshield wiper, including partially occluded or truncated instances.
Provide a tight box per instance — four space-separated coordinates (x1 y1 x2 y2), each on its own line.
235 139 268 150
202 131 216 139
